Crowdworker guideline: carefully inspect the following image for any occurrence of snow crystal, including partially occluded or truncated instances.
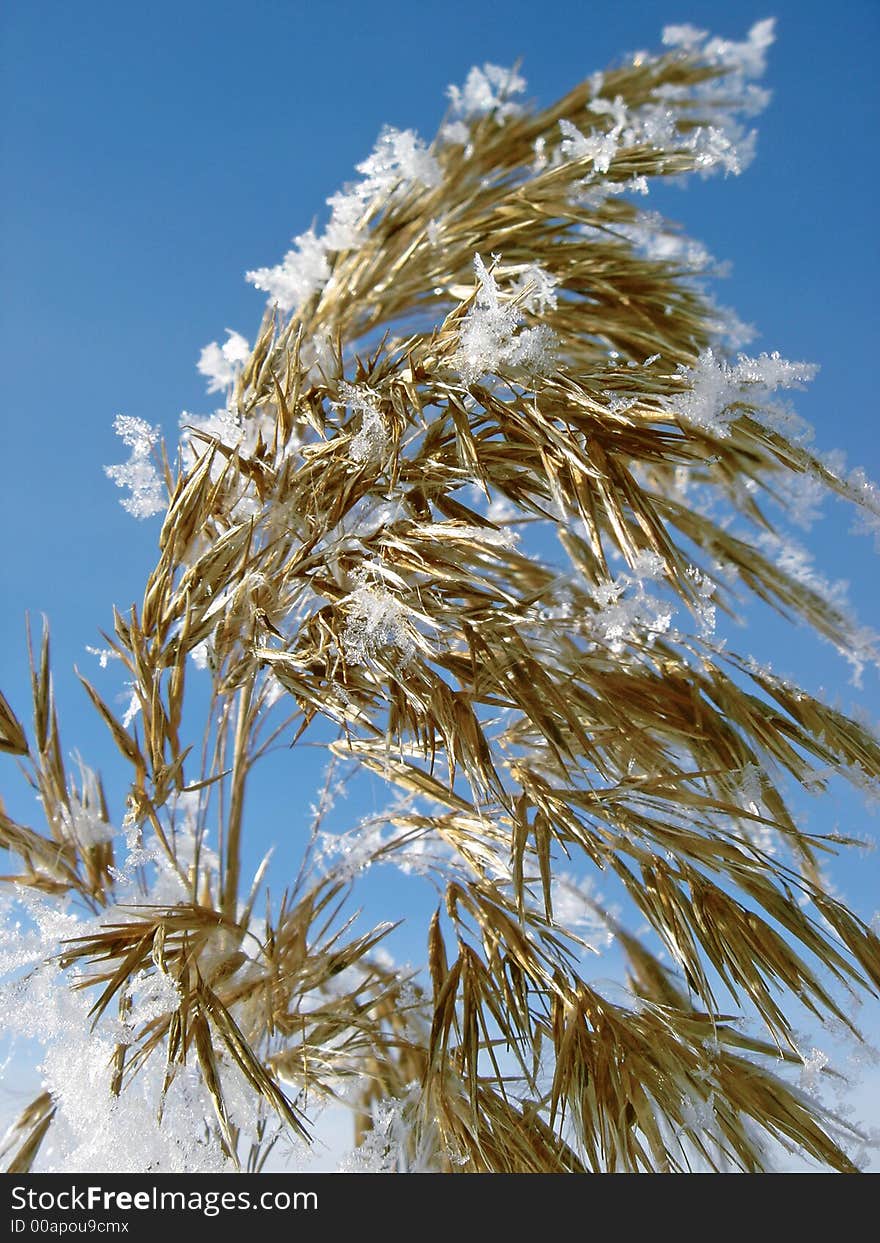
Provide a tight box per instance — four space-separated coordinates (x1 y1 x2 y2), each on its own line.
559 118 619 175
315 821 389 881
678 1091 718 1136
355 126 441 195
300 331 339 384
339 1092 415 1172
738 762 764 813
588 93 629 131
709 19 776 79
196 329 250 394
123 968 182 1031
799 1046 830 1093
324 127 441 253
844 466 880 551
735 761 777 856
809 451 880 551
246 227 331 314
58 790 114 850
445 63 526 125
661 23 707 51
589 560 674 653
434 522 520 551
0 878 231 1173
85 645 119 669
753 532 880 684
532 135 548 172
455 253 556 385
756 533 849 613
611 212 719 274
314 819 446 883
660 19 774 174
338 382 390 466
178 400 280 471
685 565 717 636
690 124 755 176
663 18 775 80
104 415 165 519
670 349 818 438
704 300 757 351
341 564 417 668
440 120 471 148
510 262 559 313
248 127 439 313
323 189 366 254
561 22 776 191
767 468 826 530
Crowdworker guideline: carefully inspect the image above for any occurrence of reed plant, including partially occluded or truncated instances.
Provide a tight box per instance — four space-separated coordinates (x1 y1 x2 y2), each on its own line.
2 19 879 1173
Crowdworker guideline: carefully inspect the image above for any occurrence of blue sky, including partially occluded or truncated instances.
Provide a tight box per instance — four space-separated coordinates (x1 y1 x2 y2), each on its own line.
2 0 879 1166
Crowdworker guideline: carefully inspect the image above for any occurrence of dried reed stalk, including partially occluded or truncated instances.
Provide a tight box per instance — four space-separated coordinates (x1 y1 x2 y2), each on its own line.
2 21 879 1173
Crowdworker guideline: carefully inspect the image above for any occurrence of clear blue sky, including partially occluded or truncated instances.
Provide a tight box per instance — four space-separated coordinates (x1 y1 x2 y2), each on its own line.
1 0 879 1163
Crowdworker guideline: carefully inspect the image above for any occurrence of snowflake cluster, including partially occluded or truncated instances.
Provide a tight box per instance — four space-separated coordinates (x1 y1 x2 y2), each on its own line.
670 348 818 438
341 563 418 668
589 552 675 653
247 126 440 313
0 803 238 1172
338 382 390 466
196 329 250 394
556 19 777 192
441 62 527 146
455 253 557 384
609 211 721 275
104 415 165 519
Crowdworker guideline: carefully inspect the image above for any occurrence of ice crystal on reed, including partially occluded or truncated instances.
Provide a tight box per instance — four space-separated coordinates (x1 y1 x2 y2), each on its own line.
589 554 674 653
341 564 418 668
670 348 818 437
197 329 250 394
663 19 776 80
122 969 182 1031
610 212 720 274
846 465 880 550
799 1046 831 1092
455 253 556 384
0 831 232 1172
58 765 114 848
104 415 164 518
555 21 776 189
246 226 331 314
338 382 390 466
559 117 620 175
247 127 439 313
445 63 526 123
355 126 442 196
510 262 559 313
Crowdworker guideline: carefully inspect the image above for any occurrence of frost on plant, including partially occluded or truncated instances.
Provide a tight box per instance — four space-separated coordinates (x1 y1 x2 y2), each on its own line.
246 227 332 315
338 382 390 466
197 330 250 394
445 62 527 127
669 348 819 438
341 563 420 668
247 127 440 314
103 415 164 518
7 19 880 1176
455 253 557 384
